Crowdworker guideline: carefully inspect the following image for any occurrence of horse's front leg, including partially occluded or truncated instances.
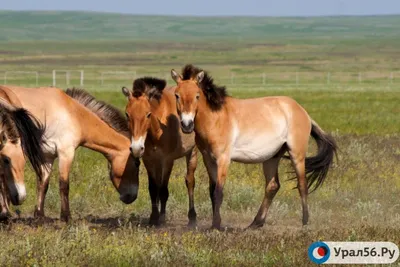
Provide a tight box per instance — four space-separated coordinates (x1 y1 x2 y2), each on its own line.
58 149 75 222
34 160 54 218
0 180 10 221
203 152 230 230
148 173 160 225
185 148 198 226
159 160 174 225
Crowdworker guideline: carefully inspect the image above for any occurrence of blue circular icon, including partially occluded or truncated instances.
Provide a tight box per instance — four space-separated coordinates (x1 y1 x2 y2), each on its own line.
308 241 330 264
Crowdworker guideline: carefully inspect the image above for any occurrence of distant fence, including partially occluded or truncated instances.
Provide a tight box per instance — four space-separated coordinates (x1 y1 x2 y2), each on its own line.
1 70 399 88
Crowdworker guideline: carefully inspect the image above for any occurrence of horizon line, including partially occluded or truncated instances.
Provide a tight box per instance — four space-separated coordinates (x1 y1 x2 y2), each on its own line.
1 9 400 18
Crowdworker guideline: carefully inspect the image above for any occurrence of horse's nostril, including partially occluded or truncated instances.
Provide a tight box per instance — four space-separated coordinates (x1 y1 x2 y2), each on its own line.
140 146 144 151
129 147 133 153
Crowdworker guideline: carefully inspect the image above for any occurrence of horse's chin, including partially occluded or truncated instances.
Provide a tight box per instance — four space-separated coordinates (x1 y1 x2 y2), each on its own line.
9 194 20 206
181 126 194 134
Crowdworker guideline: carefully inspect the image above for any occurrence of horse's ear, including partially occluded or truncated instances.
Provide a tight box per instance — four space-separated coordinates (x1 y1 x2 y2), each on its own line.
171 69 182 84
196 71 205 84
122 86 132 98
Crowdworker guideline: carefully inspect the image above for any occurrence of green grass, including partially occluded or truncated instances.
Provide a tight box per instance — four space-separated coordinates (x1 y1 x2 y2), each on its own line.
0 10 400 266
1 89 399 266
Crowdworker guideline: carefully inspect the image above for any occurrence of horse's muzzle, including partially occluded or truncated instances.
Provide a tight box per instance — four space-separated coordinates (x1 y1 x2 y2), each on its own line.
181 120 194 134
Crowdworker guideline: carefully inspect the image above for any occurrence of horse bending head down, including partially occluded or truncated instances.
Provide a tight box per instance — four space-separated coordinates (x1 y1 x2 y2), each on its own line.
65 88 140 205
171 64 227 133
0 103 47 205
122 77 166 158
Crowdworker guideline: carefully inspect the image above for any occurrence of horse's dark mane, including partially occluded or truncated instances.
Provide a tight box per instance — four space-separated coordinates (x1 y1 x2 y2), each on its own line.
132 77 166 101
0 105 48 178
181 64 228 111
65 88 130 138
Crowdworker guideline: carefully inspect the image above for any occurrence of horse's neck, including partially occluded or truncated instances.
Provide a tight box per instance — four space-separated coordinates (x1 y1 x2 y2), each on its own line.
148 94 172 143
195 98 230 139
77 107 130 160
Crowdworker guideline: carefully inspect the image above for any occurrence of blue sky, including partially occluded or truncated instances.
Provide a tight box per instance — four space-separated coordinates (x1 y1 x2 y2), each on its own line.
1 0 400 16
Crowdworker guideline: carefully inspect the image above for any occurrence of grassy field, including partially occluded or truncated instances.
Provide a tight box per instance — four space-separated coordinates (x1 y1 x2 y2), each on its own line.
0 11 400 266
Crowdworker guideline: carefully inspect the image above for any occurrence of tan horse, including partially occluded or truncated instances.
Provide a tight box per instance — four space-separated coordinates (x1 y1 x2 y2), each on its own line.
0 85 139 221
171 65 338 229
122 77 197 226
0 92 48 210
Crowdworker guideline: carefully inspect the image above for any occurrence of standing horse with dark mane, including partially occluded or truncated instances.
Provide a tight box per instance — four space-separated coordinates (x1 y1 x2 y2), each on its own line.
171 65 337 230
122 77 197 226
0 85 139 222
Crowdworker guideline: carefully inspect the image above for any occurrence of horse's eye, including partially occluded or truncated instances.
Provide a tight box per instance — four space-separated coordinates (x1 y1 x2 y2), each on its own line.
196 94 200 100
175 93 180 100
125 112 129 118
146 112 151 119
3 158 10 165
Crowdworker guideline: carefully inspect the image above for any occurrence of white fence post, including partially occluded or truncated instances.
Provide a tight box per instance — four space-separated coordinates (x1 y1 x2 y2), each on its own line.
52 70 56 86
80 70 84 86
66 71 70 86
296 72 299 85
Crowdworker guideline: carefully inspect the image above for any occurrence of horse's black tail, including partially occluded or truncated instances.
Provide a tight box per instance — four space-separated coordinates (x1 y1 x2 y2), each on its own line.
305 120 338 192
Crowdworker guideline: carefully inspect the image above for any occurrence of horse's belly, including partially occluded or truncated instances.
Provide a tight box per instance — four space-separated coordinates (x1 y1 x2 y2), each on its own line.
230 134 285 164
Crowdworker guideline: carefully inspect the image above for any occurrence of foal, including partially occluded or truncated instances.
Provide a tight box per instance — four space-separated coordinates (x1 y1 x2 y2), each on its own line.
122 77 197 226
171 65 337 229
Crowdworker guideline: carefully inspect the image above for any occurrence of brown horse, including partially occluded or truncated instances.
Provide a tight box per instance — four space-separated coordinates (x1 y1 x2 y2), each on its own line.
171 65 337 229
0 93 48 210
0 85 139 221
122 77 197 226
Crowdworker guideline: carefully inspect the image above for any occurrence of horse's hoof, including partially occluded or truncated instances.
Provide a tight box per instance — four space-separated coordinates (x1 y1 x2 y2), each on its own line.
246 221 265 230
0 212 10 222
33 209 45 218
149 217 160 226
187 220 197 228
158 214 166 225
60 213 71 223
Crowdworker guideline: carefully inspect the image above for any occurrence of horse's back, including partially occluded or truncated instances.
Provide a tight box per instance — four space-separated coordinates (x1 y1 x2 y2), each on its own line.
0 85 82 151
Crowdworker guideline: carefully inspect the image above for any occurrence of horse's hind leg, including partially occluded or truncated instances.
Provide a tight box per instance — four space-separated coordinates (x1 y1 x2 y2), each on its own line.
185 148 197 226
58 148 75 222
289 151 308 225
248 155 282 228
287 133 309 225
